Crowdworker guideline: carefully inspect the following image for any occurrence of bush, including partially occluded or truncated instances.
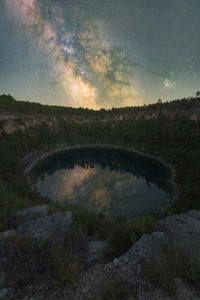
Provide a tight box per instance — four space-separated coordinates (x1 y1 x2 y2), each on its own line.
141 239 200 295
5 233 33 259
3 223 87 288
0 222 5 231
15 118 25 125
51 246 84 287
92 274 138 300
53 204 103 236
0 182 30 230
99 276 123 300
50 223 87 286
0 119 6 129
109 214 158 257
3 233 43 287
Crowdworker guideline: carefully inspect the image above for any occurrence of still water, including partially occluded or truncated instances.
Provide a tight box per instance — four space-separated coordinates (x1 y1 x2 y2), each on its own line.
34 146 171 217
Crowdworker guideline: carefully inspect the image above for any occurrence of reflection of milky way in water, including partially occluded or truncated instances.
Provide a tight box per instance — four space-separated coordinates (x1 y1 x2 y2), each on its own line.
36 148 170 217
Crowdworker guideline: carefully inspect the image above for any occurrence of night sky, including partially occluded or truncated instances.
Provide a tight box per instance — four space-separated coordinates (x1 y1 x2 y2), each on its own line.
0 0 200 109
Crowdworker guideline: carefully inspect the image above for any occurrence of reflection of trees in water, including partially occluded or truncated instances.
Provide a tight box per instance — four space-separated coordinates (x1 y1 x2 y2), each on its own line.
34 147 171 193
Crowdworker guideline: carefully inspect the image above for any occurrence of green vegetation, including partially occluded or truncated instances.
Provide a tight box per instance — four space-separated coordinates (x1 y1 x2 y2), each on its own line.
3 233 47 287
61 205 105 236
50 224 87 287
142 239 200 295
3 224 87 288
108 215 158 257
0 94 200 291
1 100 200 220
0 119 6 129
0 93 200 119
92 274 138 300
0 95 200 243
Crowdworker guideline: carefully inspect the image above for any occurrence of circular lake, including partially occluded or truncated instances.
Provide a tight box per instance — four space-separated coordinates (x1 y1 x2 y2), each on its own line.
33 146 171 217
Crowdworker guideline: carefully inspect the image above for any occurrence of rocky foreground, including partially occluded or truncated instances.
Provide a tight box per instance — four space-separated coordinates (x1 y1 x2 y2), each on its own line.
1 207 200 299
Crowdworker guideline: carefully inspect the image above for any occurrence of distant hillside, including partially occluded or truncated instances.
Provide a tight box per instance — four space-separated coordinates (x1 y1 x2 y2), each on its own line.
0 94 200 121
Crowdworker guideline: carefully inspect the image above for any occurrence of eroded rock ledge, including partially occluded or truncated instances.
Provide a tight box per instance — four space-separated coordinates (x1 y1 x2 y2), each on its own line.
0 207 200 299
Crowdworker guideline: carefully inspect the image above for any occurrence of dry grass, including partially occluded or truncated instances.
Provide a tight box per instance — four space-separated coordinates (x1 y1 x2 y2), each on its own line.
141 238 200 295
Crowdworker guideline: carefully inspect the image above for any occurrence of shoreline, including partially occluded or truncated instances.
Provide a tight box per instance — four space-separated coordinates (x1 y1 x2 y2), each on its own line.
23 143 179 211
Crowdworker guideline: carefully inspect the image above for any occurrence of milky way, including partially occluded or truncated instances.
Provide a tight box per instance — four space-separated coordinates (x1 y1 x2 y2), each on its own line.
4 0 140 109
1 0 200 108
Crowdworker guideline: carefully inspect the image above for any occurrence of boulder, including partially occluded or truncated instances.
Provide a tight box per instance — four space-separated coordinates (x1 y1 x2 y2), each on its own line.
17 205 49 223
114 232 165 267
157 210 200 246
19 211 72 242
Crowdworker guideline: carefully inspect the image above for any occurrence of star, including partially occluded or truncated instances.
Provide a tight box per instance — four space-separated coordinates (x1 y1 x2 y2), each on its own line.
164 79 176 88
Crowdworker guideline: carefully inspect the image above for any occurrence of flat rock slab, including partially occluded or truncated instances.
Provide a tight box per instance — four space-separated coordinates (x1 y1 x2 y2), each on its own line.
17 205 49 223
157 210 200 246
19 211 72 242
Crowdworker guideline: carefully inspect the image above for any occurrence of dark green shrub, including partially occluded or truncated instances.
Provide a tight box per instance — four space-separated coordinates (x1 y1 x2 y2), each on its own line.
51 246 84 287
50 223 87 286
109 214 158 257
6 233 33 259
0 119 6 129
99 276 122 300
55 205 102 236
0 184 27 230
15 118 25 125
92 274 138 300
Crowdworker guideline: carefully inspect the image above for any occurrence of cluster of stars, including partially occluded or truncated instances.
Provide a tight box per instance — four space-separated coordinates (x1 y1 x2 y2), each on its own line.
60 33 74 55
169 7 176 17
58 29 88 77
163 71 176 88
179 57 196 69
164 78 176 88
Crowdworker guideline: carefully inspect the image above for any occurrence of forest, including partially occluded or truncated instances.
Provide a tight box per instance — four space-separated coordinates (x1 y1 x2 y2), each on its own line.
0 94 200 229
0 93 200 118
